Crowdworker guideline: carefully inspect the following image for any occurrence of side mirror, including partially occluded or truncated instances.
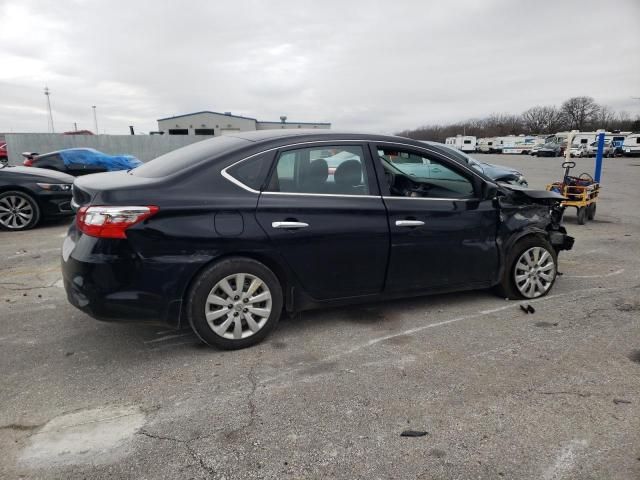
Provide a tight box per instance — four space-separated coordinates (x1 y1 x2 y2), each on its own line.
482 182 498 200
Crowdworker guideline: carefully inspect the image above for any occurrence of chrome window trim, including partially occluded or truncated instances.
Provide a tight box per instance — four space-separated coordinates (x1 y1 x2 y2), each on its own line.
220 138 493 197
263 191 381 199
382 196 476 202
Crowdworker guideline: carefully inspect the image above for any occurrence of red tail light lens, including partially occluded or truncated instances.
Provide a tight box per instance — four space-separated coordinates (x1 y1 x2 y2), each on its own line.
76 206 159 239
23 158 33 166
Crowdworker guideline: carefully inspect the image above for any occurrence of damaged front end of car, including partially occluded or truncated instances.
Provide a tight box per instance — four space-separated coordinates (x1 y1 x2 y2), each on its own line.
496 184 575 254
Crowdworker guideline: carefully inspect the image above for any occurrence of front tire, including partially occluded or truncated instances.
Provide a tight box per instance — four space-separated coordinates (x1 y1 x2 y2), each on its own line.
0 190 41 231
494 236 557 300
577 207 586 225
187 257 283 349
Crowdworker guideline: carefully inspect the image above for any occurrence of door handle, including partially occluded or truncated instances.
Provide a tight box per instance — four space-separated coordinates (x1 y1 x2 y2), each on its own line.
395 219 425 227
272 221 309 229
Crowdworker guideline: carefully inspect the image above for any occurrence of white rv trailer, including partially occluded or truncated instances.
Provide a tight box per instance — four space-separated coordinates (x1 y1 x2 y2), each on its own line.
502 135 543 154
571 132 598 146
493 136 524 153
444 135 477 152
477 137 497 153
622 133 640 156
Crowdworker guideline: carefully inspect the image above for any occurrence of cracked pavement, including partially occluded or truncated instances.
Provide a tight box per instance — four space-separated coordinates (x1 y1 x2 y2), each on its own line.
1 155 639 479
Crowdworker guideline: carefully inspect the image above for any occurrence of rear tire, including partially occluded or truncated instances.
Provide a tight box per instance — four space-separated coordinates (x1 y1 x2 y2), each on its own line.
587 203 596 220
577 207 586 225
187 257 283 349
0 190 41 231
494 236 557 300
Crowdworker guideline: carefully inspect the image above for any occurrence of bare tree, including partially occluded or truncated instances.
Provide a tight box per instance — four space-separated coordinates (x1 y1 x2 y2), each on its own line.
396 96 637 141
592 105 616 129
521 106 565 133
560 96 600 130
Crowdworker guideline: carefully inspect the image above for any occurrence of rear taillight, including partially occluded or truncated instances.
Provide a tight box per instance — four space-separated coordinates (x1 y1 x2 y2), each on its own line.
23 158 33 166
76 206 159 239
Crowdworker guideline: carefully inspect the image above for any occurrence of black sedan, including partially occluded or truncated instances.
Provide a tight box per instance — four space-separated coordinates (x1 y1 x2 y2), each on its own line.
0 164 74 231
62 130 574 349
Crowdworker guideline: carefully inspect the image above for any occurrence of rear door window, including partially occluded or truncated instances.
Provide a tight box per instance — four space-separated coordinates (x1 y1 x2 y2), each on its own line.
266 145 370 195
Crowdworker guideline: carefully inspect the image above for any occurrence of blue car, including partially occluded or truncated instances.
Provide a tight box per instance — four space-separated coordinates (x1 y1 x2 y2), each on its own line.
23 148 142 176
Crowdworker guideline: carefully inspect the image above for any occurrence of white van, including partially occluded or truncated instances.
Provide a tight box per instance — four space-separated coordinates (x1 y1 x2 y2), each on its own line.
623 133 640 156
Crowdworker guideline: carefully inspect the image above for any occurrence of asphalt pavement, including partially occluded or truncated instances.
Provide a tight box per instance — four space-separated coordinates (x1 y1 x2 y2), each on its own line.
1 154 639 479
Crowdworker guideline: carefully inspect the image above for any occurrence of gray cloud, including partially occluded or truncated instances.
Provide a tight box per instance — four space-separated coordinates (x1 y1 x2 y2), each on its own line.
1 0 639 134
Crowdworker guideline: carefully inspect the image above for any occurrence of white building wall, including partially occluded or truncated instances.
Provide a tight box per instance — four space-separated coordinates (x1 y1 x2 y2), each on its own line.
158 112 331 136
256 122 330 130
158 112 257 136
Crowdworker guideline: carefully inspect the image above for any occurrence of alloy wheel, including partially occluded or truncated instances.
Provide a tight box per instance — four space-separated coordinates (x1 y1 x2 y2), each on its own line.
204 273 272 340
514 246 556 298
0 195 34 229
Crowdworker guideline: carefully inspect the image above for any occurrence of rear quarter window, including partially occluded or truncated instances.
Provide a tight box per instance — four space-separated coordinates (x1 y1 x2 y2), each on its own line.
225 151 275 191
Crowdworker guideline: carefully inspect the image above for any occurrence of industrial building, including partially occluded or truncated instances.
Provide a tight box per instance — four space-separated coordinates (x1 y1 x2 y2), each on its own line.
157 111 331 136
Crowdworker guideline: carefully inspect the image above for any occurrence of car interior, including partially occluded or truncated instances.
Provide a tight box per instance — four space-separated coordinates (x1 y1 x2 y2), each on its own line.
378 148 475 198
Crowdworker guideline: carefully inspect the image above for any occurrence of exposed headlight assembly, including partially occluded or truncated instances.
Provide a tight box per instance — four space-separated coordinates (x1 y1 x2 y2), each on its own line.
37 183 72 191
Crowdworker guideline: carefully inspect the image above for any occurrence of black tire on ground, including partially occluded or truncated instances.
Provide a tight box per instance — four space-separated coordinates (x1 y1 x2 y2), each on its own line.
493 236 558 300
587 203 596 220
577 206 586 225
0 190 41 231
187 257 283 349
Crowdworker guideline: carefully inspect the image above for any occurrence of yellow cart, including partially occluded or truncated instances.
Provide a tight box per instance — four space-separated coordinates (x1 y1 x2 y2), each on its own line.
546 162 600 225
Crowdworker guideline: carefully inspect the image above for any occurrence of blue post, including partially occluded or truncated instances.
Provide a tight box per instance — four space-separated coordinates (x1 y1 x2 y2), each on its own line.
594 132 605 183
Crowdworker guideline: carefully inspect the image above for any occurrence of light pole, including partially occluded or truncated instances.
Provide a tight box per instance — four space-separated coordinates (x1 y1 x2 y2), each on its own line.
92 106 99 135
44 86 55 133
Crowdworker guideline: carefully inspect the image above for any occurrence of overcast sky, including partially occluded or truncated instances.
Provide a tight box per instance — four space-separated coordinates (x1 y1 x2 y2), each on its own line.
1 0 639 135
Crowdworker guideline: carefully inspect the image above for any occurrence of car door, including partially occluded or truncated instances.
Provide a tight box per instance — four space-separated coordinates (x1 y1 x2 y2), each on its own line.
372 143 499 293
255 143 389 300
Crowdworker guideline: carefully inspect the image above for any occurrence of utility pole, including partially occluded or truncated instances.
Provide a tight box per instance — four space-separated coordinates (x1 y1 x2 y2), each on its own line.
44 86 55 133
92 106 99 135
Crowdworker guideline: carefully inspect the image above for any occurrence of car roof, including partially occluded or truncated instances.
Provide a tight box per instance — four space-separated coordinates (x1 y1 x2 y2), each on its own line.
223 129 427 147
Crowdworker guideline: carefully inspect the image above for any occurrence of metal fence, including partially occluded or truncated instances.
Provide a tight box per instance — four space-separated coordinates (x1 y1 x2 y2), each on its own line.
4 134 208 165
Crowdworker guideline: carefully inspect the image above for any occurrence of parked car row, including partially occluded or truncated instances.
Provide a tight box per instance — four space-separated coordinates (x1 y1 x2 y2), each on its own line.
0 148 141 231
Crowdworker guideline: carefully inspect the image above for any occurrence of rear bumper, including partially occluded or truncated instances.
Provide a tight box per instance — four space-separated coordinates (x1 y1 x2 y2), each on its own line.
61 228 196 327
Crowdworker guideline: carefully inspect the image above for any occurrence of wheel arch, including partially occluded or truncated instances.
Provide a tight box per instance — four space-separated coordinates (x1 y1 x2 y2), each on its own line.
495 227 550 286
177 251 293 328
0 186 43 211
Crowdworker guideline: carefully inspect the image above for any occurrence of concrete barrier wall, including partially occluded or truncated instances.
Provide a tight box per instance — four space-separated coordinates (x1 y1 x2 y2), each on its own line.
4 134 208 165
